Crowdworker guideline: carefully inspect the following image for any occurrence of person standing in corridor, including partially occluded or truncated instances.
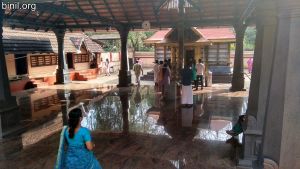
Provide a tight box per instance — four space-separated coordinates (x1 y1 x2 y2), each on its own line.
133 60 144 86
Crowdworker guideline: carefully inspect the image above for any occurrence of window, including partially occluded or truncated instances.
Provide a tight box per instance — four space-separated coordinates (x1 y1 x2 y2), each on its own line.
30 55 58 67
208 43 230 66
74 54 89 63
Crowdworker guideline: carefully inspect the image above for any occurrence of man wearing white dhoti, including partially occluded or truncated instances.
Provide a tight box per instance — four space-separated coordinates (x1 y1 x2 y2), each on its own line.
181 65 193 107
153 60 160 86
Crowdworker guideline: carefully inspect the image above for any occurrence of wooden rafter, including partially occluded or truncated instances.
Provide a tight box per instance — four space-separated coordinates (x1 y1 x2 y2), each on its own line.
155 0 169 15
36 3 120 26
102 0 117 23
186 0 201 12
72 0 89 31
6 9 18 18
150 0 160 25
239 0 255 23
118 0 130 23
133 0 144 21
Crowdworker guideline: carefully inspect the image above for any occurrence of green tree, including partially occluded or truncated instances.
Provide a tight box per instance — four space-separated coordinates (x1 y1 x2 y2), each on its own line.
128 31 155 52
244 27 256 51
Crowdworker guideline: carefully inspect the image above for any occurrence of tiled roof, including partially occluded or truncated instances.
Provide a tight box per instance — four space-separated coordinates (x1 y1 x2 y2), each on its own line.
144 29 171 43
70 37 84 51
83 37 104 53
145 27 235 44
196 28 235 40
3 28 103 54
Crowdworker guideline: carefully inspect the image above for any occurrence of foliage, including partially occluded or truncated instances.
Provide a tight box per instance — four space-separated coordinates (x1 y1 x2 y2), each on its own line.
244 27 256 51
127 31 155 52
230 27 256 51
101 39 120 52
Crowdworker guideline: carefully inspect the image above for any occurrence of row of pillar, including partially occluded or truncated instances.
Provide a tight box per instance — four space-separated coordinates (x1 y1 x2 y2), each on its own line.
240 0 300 168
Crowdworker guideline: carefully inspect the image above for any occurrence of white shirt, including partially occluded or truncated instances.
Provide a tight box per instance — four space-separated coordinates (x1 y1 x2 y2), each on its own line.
196 63 205 76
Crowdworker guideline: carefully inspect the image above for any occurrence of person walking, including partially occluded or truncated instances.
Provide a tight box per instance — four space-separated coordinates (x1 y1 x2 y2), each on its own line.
181 63 193 107
54 108 102 169
153 60 160 87
161 63 171 98
105 58 111 76
247 57 253 74
133 60 144 85
192 60 197 90
195 59 205 90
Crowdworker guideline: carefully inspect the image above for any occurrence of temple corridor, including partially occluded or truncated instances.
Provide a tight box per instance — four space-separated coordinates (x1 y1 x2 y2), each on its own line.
0 83 248 169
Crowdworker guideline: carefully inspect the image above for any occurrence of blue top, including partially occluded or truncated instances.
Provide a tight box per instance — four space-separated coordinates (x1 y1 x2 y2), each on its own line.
181 68 193 86
65 127 92 147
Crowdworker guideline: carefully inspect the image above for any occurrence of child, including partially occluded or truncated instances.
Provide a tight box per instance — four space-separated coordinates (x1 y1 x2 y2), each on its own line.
226 115 247 136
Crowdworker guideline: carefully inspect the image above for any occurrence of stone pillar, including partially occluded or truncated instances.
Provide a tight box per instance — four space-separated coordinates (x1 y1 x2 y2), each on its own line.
231 23 246 91
120 93 129 135
0 9 20 138
177 0 185 74
117 25 131 87
238 1 277 167
54 29 70 84
260 1 300 168
163 46 167 61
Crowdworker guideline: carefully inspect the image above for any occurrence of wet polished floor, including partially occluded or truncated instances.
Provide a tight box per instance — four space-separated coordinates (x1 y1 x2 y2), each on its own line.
0 83 248 169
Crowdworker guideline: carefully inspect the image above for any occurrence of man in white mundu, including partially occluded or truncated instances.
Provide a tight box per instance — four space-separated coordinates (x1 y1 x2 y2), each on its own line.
181 64 193 107
195 59 205 90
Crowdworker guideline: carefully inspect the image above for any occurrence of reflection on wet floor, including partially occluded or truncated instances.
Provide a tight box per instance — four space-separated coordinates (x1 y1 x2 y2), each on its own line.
0 83 248 169
82 85 247 142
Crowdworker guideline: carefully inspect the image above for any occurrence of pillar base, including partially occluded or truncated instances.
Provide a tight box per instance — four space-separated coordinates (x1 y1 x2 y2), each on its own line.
231 73 245 91
118 70 132 87
55 69 70 84
165 81 178 101
0 100 21 139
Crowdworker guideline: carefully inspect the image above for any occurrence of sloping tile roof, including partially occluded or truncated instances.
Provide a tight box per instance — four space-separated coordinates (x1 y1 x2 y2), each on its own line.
70 37 84 51
83 37 104 53
145 27 235 44
3 27 103 54
144 29 171 43
3 35 53 54
196 28 235 40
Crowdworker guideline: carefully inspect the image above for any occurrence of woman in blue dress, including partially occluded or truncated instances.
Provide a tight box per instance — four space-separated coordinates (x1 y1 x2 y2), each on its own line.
55 108 102 169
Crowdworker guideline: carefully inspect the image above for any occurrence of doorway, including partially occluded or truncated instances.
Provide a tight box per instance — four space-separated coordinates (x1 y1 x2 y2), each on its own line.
66 53 74 69
15 54 28 75
185 49 195 64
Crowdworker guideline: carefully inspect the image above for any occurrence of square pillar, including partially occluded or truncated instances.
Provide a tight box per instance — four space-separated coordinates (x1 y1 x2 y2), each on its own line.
231 23 247 91
260 1 300 168
117 25 131 87
54 29 70 84
0 9 20 139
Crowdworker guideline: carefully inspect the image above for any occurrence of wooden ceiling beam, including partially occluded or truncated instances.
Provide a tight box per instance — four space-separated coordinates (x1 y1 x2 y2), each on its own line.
118 0 131 23
186 0 202 13
133 0 144 21
35 3 120 26
239 0 255 24
102 0 117 24
150 0 160 26
73 0 91 31
154 0 169 15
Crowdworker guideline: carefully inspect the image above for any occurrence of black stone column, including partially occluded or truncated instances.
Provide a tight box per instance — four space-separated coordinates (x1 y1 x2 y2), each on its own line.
231 23 247 91
0 9 20 138
117 25 131 87
54 29 70 84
